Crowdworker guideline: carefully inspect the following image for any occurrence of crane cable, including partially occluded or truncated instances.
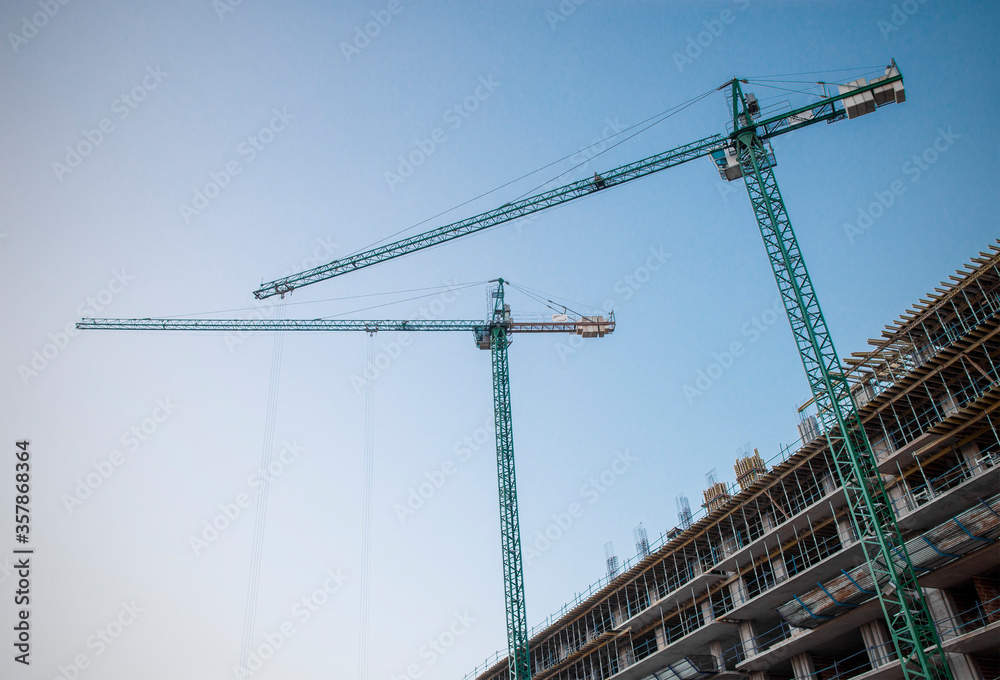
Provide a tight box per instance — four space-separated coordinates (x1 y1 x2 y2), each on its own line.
236 301 286 678
742 65 885 79
358 335 377 679
506 282 602 314
346 86 720 256
742 66 888 101
509 87 717 203
317 281 485 320
506 281 594 319
153 281 490 321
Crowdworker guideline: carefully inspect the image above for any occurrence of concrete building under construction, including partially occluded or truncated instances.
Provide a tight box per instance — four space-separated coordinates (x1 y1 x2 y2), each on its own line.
463 241 1000 680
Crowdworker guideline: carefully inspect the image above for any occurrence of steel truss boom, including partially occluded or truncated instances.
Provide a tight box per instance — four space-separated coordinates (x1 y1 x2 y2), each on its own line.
252 134 728 299
76 316 615 335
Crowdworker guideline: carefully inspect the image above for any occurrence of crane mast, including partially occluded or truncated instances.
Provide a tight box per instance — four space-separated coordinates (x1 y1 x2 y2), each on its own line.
484 282 530 680
728 77 949 680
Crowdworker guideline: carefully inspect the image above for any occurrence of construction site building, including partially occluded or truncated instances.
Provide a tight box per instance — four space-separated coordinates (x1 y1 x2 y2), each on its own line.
464 242 1000 680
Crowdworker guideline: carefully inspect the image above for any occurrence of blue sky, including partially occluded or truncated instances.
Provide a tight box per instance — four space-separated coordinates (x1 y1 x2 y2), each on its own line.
1 1 998 679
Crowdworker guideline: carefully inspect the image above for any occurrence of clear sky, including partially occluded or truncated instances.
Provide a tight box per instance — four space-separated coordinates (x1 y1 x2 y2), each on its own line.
1 1 997 679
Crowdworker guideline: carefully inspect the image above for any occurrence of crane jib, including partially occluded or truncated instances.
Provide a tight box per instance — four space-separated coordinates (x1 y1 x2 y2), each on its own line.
252 134 727 299
76 317 615 337
254 70 907 301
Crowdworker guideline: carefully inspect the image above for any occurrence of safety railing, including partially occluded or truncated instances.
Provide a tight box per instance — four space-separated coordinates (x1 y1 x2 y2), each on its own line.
889 440 1000 516
849 297 999 396
869 370 998 467
935 593 1000 640
727 530 846 608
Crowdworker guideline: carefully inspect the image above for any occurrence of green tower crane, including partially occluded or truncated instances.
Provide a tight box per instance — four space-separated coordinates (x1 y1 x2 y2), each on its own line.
248 61 951 680
78 280 614 680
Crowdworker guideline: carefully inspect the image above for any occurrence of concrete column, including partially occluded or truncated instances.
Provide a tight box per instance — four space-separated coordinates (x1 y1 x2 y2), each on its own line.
654 624 667 651
701 599 715 626
871 435 893 463
790 652 816 680
885 479 910 516
938 394 958 418
821 472 838 495
946 654 983 680
923 587 961 639
760 510 775 533
959 442 983 474
709 640 724 671
859 619 893 667
618 638 633 669
612 603 625 628
771 556 787 583
923 588 982 680
836 515 856 545
730 576 746 606
738 620 758 658
689 558 704 579
749 672 769 680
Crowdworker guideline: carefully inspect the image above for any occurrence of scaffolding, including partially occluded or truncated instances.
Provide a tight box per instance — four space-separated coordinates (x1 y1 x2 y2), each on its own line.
462 243 1000 680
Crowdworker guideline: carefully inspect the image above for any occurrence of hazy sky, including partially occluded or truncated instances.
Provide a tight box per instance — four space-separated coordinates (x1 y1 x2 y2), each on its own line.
1 1 997 679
